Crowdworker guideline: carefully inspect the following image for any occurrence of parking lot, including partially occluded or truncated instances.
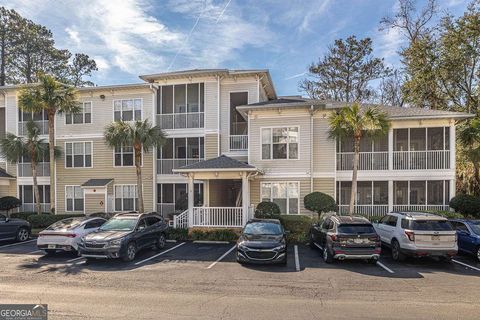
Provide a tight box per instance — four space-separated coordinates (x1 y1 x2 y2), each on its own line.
1 238 480 319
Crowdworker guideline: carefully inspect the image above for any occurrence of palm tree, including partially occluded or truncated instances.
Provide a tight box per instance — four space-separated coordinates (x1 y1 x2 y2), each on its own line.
104 120 166 213
17 73 79 213
457 119 480 195
329 103 390 214
0 121 60 214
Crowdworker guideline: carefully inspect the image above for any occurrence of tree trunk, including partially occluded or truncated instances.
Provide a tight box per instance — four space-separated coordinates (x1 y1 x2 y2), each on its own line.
134 145 144 213
349 136 360 214
474 162 480 196
47 109 56 214
31 160 41 215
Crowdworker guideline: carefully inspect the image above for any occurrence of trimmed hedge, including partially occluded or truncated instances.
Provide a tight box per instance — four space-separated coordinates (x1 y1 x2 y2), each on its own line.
190 229 238 242
449 194 480 218
279 215 314 243
168 228 189 241
255 201 281 219
10 212 86 229
304 192 337 216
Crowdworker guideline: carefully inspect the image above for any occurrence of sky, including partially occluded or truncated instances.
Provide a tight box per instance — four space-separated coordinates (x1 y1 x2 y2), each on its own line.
0 0 470 96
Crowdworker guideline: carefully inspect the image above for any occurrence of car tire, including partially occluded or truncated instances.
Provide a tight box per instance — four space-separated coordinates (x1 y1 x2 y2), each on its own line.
44 249 56 255
323 246 333 263
391 240 405 262
367 258 378 264
155 233 166 250
122 242 137 262
16 227 30 242
309 233 317 249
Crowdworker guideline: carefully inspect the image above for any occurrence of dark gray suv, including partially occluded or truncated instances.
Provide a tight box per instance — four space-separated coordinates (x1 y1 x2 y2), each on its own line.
78 212 168 262
0 214 31 242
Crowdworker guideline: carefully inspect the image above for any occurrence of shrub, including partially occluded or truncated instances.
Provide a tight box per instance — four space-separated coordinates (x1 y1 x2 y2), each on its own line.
10 212 47 221
27 214 85 229
0 196 22 216
168 228 189 241
304 192 337 216
255 201 281 219
426 210 465 219
449 194 480 218
190 229 238 242
279 215 314 243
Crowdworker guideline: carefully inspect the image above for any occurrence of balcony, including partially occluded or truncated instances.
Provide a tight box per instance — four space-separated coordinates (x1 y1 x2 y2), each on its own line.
338 205 389 218
156 112 204 130
393 150 450 170
17 162 50 177
18 120 48 136
229 135 248 151
157 158 204 175
336 152 388 171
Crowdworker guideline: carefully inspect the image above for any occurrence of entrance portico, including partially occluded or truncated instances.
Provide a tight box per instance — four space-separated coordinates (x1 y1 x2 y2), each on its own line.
172 155 260 229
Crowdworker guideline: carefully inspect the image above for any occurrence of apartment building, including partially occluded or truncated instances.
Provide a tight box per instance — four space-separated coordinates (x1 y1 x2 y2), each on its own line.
0 69 472 229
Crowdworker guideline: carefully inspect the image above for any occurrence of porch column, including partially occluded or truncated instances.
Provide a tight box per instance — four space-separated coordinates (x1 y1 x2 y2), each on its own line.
203 180 210 206
242 173 249 225
388 180 394 213
388 128 393 171
449 124 456 171
188 174 194 227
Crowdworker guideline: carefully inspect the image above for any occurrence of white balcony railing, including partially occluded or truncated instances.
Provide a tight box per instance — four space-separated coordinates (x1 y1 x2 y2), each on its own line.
157 158 204 175
338 205 389 218
393 150 450 170
229 135 248 151
156 112 204 129
18 120 49 136
392 205 450 212
173 210 189 229
17 162 50 177
336 152 388 171
192 207 244 228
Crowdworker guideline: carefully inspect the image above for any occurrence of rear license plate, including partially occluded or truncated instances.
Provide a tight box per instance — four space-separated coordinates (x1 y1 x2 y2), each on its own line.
431 235 440 241
48 244 56 249
353 238 364 244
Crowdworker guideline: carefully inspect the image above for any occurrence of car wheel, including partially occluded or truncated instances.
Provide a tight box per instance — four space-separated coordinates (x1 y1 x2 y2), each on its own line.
122 242 137 262
323 246 333 263
155 233 166 250
16 227 30 242
44 249 56 255
367 257 378 264
391 240 405 262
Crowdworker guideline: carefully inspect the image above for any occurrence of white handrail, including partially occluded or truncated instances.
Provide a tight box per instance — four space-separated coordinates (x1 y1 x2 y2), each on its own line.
156 112 204 129
336 152 388 171
393 150 450 170
173 209 189 229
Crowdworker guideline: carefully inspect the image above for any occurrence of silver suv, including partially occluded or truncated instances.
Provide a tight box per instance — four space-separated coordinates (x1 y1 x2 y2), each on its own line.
373 212 457 261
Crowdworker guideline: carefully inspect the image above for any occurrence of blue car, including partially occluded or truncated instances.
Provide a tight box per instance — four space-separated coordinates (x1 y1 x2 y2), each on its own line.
450 219 480 261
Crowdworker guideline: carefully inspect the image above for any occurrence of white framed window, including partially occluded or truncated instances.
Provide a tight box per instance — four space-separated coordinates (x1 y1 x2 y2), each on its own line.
65 142 92 168
261 182 300 214
114 185 137 212
114 98 142 121
66 102 92 124
261 127 299 160
114 145 142 166
65 186 84 212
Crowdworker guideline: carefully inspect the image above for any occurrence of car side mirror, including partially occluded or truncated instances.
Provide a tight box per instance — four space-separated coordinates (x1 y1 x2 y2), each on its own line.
137 225 145 231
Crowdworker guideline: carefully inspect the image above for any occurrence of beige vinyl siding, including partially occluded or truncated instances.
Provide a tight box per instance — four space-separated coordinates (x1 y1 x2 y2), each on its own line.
312 116 335 173
313 178 335 197
204 133 219 159
249 112 311 174
0 182 16 198
55 138 154 214
6 93 17 135
55 88 154 138
204 81 219 130
84 193 105 214
220 78 259 154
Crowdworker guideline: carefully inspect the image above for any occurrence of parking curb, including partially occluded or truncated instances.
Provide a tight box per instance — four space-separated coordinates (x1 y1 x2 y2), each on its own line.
192 240 231 244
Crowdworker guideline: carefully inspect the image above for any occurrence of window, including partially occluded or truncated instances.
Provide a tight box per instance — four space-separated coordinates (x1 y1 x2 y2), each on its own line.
261 127 299 160
261 182 299 214
393 180 451 206
157 183 203 214
114 185 137 211
146 216 161 226
66 186 84 212
114 99 142 121
115 145 140 166
66 102 92 124
84 219 105 229
157 83 204 115
19 185 50 209
66 142 92 168
386 216 398 227
230 92 248 135
336 181 388 206
157 138 204 174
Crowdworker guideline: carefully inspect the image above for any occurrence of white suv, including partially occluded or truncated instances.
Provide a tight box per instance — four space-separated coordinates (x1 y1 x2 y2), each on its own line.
373 212 457 261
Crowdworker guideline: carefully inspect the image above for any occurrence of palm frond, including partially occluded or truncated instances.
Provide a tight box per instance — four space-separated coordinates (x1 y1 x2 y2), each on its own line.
0 133 26 163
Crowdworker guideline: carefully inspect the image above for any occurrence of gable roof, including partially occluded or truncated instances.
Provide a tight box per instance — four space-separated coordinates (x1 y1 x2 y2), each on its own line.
173 155 257 172
81 179 114 187
237 97 473 120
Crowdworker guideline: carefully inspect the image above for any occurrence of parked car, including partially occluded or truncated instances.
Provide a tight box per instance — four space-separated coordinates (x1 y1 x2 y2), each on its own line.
373 212 457 261
449 219 480 261
236 219 288 265
309 215 381 263
37 217 106 254
0 213 31 242
78 212 168 262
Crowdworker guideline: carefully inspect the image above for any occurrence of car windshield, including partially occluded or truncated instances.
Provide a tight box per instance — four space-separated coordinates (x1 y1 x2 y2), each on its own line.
99 218 137 231
468 221 480 235
408 220 453 231
337 224 375 234
47 218 84 230
243 222 283 235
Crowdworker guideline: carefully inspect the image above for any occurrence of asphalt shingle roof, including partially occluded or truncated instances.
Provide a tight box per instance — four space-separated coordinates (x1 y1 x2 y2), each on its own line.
174 155 256 171
0 168 14 179
82 179 113 187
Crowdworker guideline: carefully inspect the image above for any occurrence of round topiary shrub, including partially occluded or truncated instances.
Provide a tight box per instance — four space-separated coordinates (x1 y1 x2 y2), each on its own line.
0 196 22 217
449 194 480 218
304 192 337 217
255 201 281 219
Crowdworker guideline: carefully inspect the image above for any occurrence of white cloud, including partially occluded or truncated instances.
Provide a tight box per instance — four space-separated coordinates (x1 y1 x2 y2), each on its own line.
375 26 404 64
65 27 81 45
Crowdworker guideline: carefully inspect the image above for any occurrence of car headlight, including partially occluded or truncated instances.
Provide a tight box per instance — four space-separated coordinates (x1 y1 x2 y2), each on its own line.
273 244 286 251
237 242 247 250
108 239 122 247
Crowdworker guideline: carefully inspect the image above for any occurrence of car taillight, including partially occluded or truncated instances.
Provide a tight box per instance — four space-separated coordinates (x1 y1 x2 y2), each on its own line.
405 231 415 241
368 236 380 242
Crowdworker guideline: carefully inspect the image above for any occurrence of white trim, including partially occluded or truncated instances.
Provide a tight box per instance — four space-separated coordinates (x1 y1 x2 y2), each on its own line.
227 90 249 152
112 145 143 168
113 184 139 212
65 185 85 213
260 126 300 161
64 141 94 169
56 133 104 140
112 97 143 122
65 101 92 125
260 181 300 215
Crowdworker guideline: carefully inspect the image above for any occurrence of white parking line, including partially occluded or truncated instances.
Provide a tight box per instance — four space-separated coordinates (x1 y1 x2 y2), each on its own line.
0 239 36 249
294 245 300 272
67 256 85 263
207 245 236 269
453 259 480 272
376 261 395 274
134 242 186 266
27 250 42 254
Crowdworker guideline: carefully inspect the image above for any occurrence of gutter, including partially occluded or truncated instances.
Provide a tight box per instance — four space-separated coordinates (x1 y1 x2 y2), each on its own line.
309 105 314 192
217 75 221 157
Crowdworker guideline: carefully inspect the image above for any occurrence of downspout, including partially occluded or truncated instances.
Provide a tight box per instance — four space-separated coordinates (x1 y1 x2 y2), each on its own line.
217 75 221 157
310 105 314 193
1 91 6 172
149 83 159 212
